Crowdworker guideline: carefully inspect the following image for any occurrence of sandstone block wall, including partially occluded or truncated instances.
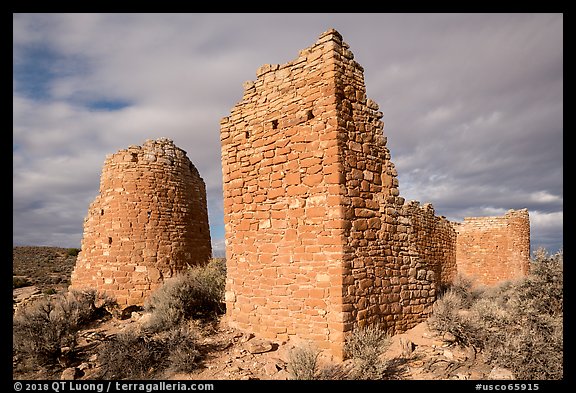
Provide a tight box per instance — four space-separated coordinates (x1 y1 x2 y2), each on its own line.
221 29 462 358
221 29 348 356
70 138 211 306
454 209 530 286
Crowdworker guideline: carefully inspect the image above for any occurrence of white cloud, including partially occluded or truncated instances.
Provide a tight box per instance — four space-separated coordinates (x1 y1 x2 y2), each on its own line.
529 191 563 204
530 210 563 229
13 13 563 254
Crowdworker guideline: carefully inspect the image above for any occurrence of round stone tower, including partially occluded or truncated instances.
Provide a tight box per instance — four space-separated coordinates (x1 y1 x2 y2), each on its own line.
70 138 212 307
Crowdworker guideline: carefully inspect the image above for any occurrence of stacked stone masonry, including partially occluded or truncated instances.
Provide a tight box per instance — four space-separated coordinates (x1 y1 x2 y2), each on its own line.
70 138 211 307
454 209 530 286
221 29 530 359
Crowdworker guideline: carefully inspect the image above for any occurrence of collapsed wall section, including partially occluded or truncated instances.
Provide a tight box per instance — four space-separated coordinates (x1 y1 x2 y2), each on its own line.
70 138 212 306
402 202 458 290
454 209 530 286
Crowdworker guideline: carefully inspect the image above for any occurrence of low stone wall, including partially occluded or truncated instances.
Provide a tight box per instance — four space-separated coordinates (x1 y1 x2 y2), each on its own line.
454 209 530 286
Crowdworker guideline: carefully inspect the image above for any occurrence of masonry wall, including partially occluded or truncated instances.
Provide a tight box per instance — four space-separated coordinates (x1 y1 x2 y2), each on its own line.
332 45 457 335
221 29 459 358
221 30 348 356
454 209 530 286
70 138 211 306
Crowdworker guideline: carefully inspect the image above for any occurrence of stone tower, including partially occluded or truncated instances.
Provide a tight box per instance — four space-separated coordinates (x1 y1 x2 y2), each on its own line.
220 29 458 358
70 138 212 307
220 29 530 359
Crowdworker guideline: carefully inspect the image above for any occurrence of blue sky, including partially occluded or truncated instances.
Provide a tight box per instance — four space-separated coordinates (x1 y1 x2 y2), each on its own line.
13 13 563 256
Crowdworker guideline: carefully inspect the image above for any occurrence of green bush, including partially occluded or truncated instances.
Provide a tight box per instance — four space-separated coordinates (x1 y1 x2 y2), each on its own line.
66 248 81 257
428 249 563 380
143 259 225 333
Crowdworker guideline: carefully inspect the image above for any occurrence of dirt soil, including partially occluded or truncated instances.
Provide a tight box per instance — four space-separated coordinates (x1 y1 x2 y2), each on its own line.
12 246 502 381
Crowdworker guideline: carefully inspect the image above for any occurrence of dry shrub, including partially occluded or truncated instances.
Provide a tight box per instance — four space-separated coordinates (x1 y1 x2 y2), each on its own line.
428 286 483 348
13 276 31 289
97 329 162 379
163 326 201 374
477 249 563 380
143 259 225 333
287 344 347 380
13 290 116 370
97 326 199 379
345 325 390 379
428 249 563 380
287 344 320 380
448 274 484 308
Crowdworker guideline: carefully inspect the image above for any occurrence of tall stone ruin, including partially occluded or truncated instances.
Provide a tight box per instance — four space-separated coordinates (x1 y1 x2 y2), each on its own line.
70 138 212 307
220 29 530 359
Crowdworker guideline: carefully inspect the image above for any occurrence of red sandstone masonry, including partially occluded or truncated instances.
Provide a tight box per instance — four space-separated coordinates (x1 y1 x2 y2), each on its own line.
70 138 212 306
222 29 531 359
220 29 468 358
454 209 530 286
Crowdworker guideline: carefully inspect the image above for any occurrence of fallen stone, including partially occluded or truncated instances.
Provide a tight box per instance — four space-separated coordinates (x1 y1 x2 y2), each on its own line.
245 337 274 354
264 362 279 375
13 286 41 306
488 366 515 380
60 367 82 380
442 332 457 343
274 369 290 380
240 332 255 343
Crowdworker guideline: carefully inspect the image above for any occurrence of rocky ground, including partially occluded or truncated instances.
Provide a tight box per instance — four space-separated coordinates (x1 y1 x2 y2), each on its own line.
12 246 513 381
13 246 78 306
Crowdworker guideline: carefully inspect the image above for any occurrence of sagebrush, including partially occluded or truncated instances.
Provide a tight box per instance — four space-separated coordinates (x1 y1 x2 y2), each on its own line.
13 290 115 370
345 325 390 379
97 326 199 379
286 344 348 380
428 249 563 379
287 344 320 380
143 259 225 333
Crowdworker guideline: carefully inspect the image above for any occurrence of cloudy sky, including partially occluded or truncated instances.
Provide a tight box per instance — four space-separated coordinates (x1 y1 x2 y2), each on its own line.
13 13 563 256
